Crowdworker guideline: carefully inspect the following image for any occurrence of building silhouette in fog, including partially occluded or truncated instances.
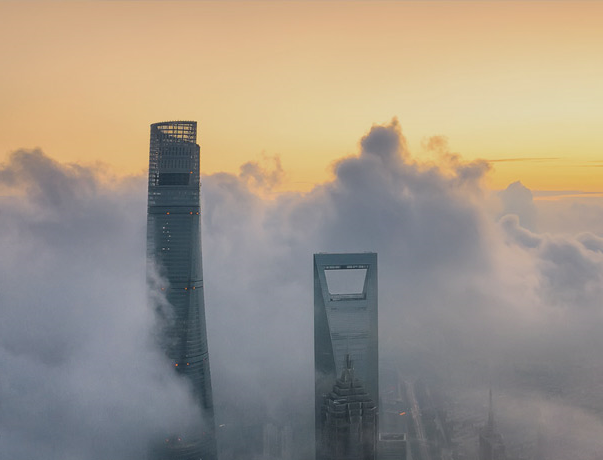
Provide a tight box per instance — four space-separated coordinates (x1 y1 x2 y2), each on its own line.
378 433 407 460
146 121 217 460
478 390 506 460
263 423 294 460
314 253 378 460
320 354 377 460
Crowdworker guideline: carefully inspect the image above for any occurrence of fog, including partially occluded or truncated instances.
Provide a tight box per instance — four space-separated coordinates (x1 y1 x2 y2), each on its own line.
1 120 602 459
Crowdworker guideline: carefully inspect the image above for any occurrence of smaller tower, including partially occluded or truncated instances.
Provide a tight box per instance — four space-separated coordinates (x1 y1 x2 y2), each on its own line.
314 252 378 460
478 389 507 460
378 433 407 460
320 355 377 460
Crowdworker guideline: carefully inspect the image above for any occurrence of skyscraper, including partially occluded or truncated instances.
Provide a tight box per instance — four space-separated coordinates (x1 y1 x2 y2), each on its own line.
378 433 407 460
314 253 378 460
147 121 217 460
478 390 506 460
320 355 377 460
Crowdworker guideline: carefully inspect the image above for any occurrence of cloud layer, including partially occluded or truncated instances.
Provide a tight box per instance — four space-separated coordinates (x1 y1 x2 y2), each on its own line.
1 121 603 459
0 151 202 459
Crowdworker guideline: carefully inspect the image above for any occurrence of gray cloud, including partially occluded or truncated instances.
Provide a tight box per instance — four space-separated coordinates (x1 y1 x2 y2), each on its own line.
239 154 285 191
499 180 537 230
2 122 603 459
0 150 206 460
535 196 603 236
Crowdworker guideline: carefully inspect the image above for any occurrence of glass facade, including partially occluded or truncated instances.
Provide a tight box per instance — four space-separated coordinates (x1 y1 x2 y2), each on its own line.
314 253 378 460
147 121 217 460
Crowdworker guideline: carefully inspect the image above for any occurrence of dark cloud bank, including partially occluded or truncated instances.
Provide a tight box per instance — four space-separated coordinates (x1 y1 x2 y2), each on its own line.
1 120 603 459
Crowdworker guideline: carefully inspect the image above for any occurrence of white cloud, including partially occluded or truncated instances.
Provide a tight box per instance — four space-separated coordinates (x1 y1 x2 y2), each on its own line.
2 122 603 459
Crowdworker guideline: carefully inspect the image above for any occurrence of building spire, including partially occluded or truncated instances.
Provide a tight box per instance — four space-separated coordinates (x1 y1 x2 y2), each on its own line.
479 388 507 460
341 353 355 383
487 387 495 431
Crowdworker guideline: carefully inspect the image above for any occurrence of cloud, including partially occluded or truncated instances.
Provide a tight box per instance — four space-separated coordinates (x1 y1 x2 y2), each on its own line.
0 150 206 460
535 195 603 236
488 157 561 163
239 154 285 192
499 180 537 230
577 232 603 253
203 120 603 459
2 121 603 459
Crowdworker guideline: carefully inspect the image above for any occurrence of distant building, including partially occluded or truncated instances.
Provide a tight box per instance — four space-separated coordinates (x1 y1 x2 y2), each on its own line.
281 425 294 460
478 390 506 460
146 121 217 460
263 423 294 460
320 355 377 460
378 433 407 460
263 423 280 459
314 252 378 460
380 398 408 435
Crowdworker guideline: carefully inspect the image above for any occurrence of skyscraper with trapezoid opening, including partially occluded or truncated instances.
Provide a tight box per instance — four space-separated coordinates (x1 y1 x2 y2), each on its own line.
314 252 378 460
146 121 217 460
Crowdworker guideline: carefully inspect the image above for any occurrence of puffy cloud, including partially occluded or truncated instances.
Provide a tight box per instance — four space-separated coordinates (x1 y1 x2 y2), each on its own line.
238 154 285 192
0 150 206 460
2 121 603 459
577 231 603 253
499 180 537 230
536 195 603 236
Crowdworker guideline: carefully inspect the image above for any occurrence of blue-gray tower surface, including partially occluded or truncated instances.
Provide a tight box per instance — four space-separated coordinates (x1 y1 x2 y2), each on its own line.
147 121 217 460
314 253 378 458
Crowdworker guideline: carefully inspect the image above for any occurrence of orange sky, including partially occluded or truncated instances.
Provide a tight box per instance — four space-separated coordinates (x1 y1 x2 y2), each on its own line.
1 1 601 192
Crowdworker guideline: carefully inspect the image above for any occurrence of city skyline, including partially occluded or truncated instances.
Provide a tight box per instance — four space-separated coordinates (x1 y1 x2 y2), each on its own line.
2 112 603 460
2 2 603 460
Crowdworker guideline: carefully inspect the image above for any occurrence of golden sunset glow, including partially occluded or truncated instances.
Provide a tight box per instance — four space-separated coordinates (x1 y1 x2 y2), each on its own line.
1 1 602 192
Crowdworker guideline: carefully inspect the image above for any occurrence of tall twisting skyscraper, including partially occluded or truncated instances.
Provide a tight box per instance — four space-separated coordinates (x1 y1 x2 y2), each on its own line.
147 121 217 460
314 253 378 460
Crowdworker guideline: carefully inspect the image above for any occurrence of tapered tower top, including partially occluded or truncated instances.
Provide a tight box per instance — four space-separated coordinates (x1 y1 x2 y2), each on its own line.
150 121 197 143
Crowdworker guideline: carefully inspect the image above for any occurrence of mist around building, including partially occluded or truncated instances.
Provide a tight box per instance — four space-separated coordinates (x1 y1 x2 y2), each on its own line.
1 119 603 460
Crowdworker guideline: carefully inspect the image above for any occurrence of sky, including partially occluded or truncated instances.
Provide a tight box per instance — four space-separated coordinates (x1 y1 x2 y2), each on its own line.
1 1 602 192
1 2 603 460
